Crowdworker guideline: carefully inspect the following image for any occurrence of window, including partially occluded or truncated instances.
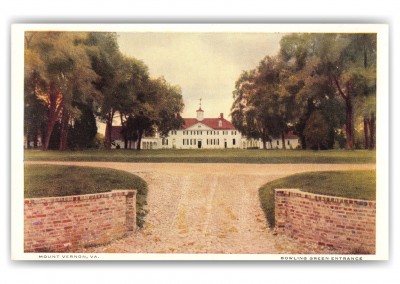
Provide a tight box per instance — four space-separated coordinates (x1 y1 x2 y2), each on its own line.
218 120 222 127
288 140 290 145
277 140 279 145
233 138 236 145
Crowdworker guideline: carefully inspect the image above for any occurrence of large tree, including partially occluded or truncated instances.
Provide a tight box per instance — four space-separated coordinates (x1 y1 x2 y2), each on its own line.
67 102 98 149
231 56 287 149
24 32 100 150
123 77 184 150
24 70 47 148
86 32 127 150
87 33 150 150
280 35 340 145
279 33 376 149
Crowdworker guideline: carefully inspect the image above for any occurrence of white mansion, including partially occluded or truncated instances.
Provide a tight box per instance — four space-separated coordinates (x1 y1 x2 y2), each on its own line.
111 107 300 150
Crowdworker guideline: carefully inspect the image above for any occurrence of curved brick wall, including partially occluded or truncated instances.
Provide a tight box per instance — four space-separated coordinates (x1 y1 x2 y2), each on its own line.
274 189 375 253
24 190 136 252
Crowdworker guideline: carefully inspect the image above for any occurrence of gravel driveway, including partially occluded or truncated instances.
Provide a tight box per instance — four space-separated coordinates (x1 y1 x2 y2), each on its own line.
26 162 375 254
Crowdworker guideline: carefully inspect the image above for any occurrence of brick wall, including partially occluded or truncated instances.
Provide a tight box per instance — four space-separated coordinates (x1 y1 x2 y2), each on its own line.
275 189 376 253
24 190 136 252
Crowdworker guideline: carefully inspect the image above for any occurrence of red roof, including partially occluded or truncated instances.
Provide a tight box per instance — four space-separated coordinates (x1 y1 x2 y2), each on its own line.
111 126 124 140
183 117 236 130
284 131 298 139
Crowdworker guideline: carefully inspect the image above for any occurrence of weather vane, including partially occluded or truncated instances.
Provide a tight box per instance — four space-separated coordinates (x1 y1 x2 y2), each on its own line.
199 98 202 109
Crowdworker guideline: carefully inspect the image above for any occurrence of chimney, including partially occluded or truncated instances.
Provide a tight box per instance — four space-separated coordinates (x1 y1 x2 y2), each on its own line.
220 113 224 119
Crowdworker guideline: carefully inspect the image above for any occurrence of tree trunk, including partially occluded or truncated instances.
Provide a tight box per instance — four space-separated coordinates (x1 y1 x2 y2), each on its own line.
369 112 375 150
104 111 114 150
334 79 354 150
59 108 69 151
26 132 31 149
42 82 63 151
364 116 370 150
262 138 267 150
33 129 39 148
136 130 143 150
344 93 354 149
281 132 286 150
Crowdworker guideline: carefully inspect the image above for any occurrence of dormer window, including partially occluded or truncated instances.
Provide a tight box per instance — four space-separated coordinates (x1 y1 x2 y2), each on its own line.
218 120 222 127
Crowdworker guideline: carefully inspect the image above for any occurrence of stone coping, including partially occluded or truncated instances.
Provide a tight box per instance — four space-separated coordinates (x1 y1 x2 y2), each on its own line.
24 189 137 204
275 188 376 207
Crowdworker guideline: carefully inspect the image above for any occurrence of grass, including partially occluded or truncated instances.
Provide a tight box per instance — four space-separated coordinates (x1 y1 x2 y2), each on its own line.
24 148 376 164
24 164 148 227
258 170 376 228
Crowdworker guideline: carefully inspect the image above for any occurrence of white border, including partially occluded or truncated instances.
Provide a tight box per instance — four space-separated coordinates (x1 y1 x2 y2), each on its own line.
11 23 389 261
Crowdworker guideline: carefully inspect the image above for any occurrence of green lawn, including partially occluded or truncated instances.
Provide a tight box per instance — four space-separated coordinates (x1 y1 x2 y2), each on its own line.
24 164 148 227
24 149 376 164
258 170 376 228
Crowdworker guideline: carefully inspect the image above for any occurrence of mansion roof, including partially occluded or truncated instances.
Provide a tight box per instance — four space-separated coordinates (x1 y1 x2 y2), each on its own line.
183 117 236 130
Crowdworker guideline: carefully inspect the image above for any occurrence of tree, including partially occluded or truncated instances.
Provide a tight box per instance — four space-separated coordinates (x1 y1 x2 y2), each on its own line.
24 32 100 151
279 33 376 150
314 34 376 149
151 78 185 138
85 32 123 150
303 111 330 150
124 77 184 150
231 56 291 149
87 33 150 150
24 70 47 148
67 103 98 149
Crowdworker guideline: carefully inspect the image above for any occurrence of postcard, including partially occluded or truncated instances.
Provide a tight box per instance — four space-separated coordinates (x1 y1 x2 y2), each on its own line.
11 23 389 260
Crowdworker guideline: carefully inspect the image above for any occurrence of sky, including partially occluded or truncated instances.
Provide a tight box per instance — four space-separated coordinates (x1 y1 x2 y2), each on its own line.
117 32 283 121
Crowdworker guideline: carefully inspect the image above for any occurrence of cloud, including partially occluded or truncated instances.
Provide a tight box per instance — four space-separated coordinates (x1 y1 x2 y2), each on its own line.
117 32 282 119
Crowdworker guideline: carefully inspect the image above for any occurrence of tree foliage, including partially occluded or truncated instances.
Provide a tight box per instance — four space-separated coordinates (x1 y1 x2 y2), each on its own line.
24 31 184 151
121 77 185 150
231 56 287 149
303 111 330 150
231 33 376 150
24 32 100 150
